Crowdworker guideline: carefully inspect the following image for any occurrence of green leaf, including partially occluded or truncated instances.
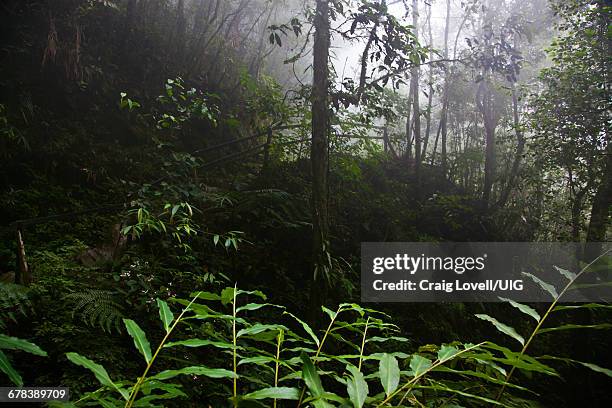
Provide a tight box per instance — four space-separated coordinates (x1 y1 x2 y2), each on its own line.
123 319 152 363
345 364 368 408
0 350 22 386
157 299 174 333
522 272 558 299
150 366 237 381
537 323 612 334
66 352 128 400
236 303 277 313
378 353 399 397
499 297 541 322
164 339 235 350
437 345 460 362
237 324 287 338
0 334 47 356
539 356 612 378
243 387 301 400
301 353 324 397
284 311 320 347
553 303 612 312
475 314 525 346
554 265 576 281
409 355 432 377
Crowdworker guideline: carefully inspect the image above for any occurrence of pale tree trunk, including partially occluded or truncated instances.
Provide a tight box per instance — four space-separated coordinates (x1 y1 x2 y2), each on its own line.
310 0 331 316
496 81 525 208
421 3 434 161
477 79 497 206
411 0 422 183
439 0 451 177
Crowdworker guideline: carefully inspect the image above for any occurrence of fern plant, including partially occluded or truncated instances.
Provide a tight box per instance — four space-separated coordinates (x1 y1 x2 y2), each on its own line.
66 289 125 333
0 282 32 330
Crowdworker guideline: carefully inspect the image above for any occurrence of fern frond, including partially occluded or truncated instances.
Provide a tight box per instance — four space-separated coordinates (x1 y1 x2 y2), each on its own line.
0 283 32 329
66 289 125 333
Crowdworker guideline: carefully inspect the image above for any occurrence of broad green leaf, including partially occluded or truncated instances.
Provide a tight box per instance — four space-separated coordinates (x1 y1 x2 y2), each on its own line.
522 272 558 299
236 303 279 313
221 287 235 305
539 356 612 378
554 266 576 281
0 334 47 356
237 324 287 338
66 352 128 400
164 339 236 350
409 355 432 377
499 297 541 322
537 323 612 334
0 349 22 386
284 311 320 347
157 299 174 333
378 353 399 397
150 366 236 381
554 303 612 312
345 364 368 408
243 387 300 400
437 345 460 361
321 306 337 321
123 319 152 363
475 314 525 346
301 353 324 397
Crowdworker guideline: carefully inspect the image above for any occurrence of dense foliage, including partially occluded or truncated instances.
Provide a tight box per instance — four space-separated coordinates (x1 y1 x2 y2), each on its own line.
0 0 610 406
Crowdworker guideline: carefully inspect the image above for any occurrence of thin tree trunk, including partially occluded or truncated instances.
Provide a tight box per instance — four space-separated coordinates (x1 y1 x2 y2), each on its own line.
439 0 451 177
310 0 331 318
411 0 422 184
496 82 525 208
421 3 434 161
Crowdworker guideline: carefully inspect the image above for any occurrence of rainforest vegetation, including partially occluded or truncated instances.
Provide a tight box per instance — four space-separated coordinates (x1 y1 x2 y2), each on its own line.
0 0 610 406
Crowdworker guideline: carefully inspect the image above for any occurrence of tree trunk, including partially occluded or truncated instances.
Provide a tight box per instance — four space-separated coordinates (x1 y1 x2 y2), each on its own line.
439 0 451 177
310 0 331 317
496 82 525 208
421 3 434 161
411 0 422 184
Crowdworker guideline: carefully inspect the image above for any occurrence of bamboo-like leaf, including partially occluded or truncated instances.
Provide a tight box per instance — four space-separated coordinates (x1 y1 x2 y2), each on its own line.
475 314 525 346
243 386 301 400
66 352 128 400
539 356 612 378
123 319 152 363
0 350 22 386
409 355 432 377
284 311 320 347
522 272 558 299
164 339 236 350
237 323 287 338
0 334 47 356
150 366 237 381
554 266 576 281
301 353 324 397
437 345 460 361
345 364 368 408
537 323 612 334
553 303 612 312
378 353 400 397
156 299 174 333
499 297 541 322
